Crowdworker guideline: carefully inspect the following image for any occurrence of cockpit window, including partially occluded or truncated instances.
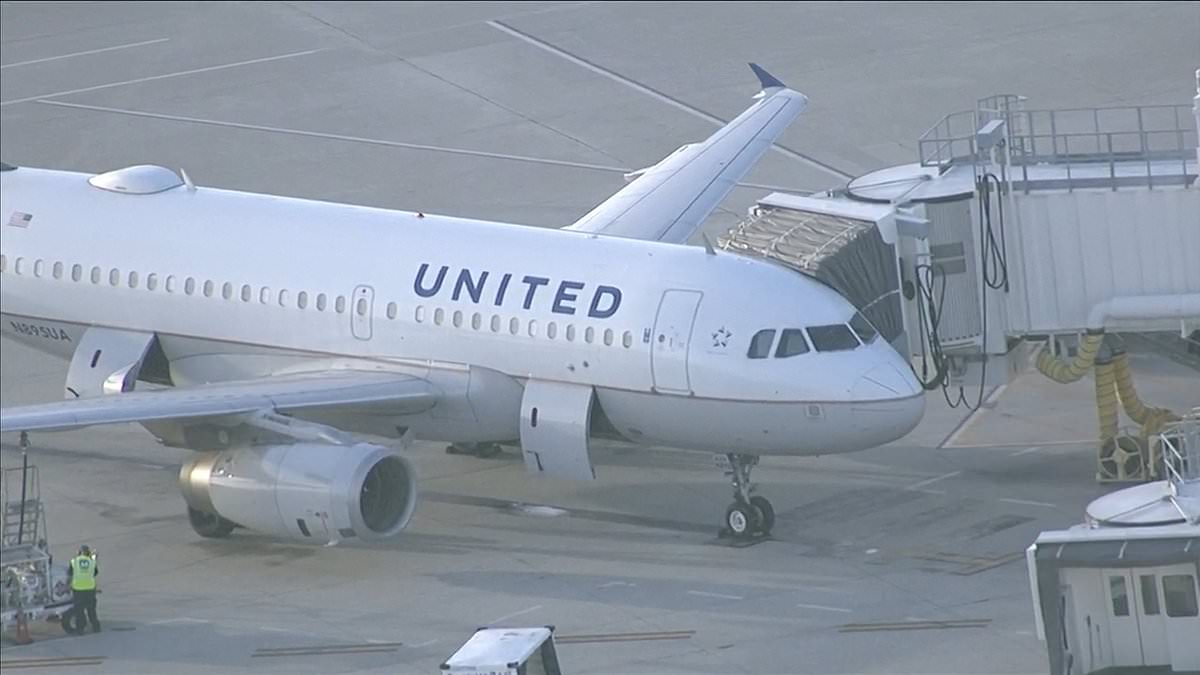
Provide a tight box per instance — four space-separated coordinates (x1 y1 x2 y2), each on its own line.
747 329 776 359
775 329 810 358
807 324 859 352
849 312 879 344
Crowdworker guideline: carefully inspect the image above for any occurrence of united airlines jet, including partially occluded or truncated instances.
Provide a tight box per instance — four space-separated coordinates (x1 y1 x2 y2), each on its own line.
0 65 923 542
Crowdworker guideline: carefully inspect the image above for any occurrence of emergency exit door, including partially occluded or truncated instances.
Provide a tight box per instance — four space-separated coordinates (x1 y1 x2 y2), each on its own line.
651 290 702 394
352 285 374 340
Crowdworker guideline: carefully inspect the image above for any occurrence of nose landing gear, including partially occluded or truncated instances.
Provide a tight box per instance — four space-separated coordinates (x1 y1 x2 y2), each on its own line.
719 453 774 540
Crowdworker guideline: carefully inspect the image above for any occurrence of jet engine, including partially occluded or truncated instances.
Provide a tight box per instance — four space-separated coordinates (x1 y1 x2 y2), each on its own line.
178 442 417 543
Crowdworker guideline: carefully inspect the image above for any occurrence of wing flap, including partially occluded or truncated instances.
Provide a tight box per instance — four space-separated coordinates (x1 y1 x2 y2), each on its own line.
0 370 436 433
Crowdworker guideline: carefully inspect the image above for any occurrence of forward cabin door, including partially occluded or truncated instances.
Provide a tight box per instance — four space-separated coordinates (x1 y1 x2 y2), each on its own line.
650 290 702 394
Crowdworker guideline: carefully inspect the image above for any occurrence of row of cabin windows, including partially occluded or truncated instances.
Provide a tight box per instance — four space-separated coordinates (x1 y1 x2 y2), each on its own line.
747 312 880 359
413 305 634 348
0 255 633 346
0 255 393 319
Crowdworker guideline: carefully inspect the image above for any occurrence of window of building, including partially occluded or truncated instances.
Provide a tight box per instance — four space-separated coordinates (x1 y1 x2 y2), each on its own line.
775 329 810 358
53 262 63 279
336 296 346 314
566 324 576 342
1164 574 1199 617
748 329 776 359
807 324 859 352
604 328 614 346
278 289 290 307
622 331 633 348
509 317 520 335
850 312 879 344
34 259 44 277
147 273 158 291
1140 575 1160 616
221 282 233 300
1110 575 1130 616
109 268 120 286
547 322 558 339
185 277 196 295
471 313 482 330
434 308 445 326
452 310 463 328
357 298 368 316
128 271 139 289
91 266 101 284
72 264 83 282
297 291 308 309
203 280 214 297
259 287 271 304
165 275 176 293
490 315 501 332
316 293 328 311
241 284 252 302
386 302 397 320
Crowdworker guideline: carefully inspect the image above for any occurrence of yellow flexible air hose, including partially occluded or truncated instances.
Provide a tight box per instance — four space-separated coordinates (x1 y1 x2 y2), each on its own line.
1112 351 1180 430
1037 332 1106 383
1093 360 1119 441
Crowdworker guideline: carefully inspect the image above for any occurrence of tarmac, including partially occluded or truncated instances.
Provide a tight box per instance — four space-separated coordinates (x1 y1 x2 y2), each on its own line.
2 2 1198 673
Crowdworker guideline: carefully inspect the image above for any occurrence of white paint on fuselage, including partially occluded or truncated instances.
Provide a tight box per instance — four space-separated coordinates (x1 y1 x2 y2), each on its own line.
0 167 924 455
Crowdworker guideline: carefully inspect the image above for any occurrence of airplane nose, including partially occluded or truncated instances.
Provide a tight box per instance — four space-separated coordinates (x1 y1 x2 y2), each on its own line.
849 363 926 445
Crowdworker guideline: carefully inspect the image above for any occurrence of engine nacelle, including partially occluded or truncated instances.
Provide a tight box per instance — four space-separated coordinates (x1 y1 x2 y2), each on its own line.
179 443 417 543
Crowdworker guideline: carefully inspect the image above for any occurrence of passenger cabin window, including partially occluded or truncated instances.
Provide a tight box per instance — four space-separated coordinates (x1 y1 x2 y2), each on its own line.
1140 575 1160 616
357 299 368 316
128 271 139 289
490 315 501 332
547 322 558 339
316 293 328 311
528 320 538 337
166 275 176 293
15 257 24 274
452 310 463 328
109 268 120 286
509 317 519 335
471 313 482 330
297 291 308 309
147 273 158 291
807 324 859 352
1164 574 1199 617
850 312 879 344
386 302 397 320
203 280 214 297
185 277 196 295
1110 575 1130 616
415 306 425 323
221 282 233 300
585 327 595 344
91 266 101 284
53 262 63 279
622 331 633 348
336 296 346 314
434 308 444 326
241 285 251 302
72 265 82 282
775 329 810 358
34 259 44 277
566 324 576 342
603 329 614 346
277 289 289 306
259 287 270 304
747 329 777 359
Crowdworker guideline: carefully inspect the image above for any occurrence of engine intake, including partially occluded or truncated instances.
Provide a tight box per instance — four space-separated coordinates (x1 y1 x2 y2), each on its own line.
179 443 417 543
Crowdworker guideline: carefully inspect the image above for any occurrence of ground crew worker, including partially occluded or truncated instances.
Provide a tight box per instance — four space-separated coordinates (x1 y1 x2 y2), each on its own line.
63 545 100 634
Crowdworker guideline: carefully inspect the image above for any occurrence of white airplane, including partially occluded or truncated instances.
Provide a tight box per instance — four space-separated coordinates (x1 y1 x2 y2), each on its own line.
0 65 923 543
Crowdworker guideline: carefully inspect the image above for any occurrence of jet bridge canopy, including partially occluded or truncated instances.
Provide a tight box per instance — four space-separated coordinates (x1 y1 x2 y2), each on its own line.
718 193 906 345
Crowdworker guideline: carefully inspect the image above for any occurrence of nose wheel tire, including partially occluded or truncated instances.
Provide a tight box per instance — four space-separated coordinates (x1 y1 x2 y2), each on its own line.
750 496 775 535
725 503 761 538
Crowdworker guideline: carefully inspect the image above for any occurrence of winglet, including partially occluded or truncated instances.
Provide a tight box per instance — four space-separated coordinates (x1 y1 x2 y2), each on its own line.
749 63 786 91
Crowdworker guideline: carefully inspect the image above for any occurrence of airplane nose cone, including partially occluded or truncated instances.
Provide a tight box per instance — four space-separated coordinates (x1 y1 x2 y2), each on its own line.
849 363 926 446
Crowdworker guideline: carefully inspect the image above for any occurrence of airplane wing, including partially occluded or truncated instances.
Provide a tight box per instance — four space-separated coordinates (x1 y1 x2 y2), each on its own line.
0 370 436 434
564 63 808 244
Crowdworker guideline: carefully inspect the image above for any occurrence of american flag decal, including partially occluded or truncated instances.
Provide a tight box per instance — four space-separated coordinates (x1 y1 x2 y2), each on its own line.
7 211 32 228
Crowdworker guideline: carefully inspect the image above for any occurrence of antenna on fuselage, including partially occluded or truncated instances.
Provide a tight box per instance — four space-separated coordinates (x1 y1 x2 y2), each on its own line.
701 232 718 256
180 168 197 192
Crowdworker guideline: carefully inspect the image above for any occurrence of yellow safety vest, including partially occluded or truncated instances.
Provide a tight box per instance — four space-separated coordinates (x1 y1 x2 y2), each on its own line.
70 555 96 591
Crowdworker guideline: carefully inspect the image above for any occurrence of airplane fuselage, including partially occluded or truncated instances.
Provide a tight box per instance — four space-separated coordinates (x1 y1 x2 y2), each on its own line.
1 165 924 456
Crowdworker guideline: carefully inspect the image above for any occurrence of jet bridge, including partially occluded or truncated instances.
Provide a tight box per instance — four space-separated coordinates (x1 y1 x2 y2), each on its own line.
721 70 1200 482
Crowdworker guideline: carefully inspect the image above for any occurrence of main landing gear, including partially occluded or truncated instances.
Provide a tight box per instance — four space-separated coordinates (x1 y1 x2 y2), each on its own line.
445 442 504 458
719 453 775 540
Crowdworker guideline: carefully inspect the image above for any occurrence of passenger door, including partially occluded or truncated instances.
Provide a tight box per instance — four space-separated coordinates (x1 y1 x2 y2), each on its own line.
650 290 702 394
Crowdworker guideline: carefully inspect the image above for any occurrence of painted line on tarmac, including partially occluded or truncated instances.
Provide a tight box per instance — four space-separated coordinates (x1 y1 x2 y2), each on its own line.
687 590 743 601
2 38 169 69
